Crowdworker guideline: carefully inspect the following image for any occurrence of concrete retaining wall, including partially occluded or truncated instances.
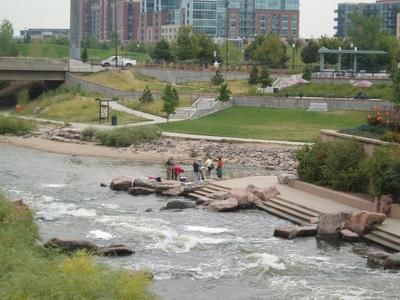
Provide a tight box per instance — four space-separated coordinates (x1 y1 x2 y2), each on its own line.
232 96 393 111
191 101 232 119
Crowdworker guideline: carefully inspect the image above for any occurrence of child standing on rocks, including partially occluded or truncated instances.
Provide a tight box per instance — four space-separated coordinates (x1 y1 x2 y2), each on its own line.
216 157 223 179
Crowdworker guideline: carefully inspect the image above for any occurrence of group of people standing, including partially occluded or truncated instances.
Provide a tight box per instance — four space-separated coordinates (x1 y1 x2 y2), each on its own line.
165 157 224 182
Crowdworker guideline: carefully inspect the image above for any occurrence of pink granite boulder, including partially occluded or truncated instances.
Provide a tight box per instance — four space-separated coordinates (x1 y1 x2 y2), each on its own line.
110 176 133 191
340 229 360 242
206 198 239 212
343 211 386 236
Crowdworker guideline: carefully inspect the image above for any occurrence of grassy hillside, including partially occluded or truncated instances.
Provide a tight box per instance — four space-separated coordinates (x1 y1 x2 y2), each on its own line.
16 42 149 62
157 107 369 142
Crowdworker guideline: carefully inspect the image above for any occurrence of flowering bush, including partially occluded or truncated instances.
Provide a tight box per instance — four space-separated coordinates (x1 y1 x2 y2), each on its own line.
367 106 400 135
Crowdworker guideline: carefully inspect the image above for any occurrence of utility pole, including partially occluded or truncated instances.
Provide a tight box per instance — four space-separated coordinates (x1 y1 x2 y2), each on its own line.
115 0 118 68
225 0 229 67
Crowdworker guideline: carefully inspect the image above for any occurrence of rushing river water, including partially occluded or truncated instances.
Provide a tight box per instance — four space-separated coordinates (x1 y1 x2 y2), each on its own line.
1 144 399 300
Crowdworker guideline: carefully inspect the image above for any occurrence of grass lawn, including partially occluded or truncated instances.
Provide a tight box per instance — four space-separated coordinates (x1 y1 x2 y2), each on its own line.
18 92 147 125
16 42 149 62
157 107 369 142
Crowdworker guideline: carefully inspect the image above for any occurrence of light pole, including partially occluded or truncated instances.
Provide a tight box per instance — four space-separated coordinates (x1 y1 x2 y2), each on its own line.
292 43 295 71
114 0 118 68
225 0 229 67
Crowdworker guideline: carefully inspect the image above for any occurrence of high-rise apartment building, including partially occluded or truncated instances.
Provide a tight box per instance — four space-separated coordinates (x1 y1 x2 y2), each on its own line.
335 0 400 38
79 0 299 43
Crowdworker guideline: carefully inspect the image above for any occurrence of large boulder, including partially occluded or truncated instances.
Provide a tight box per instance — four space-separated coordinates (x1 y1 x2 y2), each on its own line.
165 200 196 210
44 238 98 253
133 179 156 189
317 211 352 241
340 229 360 242
274 225 317 239
250 186 280 202
278 173 298 185
155 181 182 194
238 191 259 209
384 253 400 270
367 251 391 268
343 211 386 236
110 176 133 191
162 186 185 196
209 191 231 200
96 244 135 257
206 198 239 212
128 187 155 196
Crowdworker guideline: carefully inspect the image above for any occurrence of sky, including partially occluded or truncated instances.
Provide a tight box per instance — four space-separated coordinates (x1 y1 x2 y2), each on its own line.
0 0 377 38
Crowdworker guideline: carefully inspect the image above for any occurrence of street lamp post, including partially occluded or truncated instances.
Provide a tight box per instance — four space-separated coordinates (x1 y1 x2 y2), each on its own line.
292 43 295 71
225 0 229 67
115 0 118 69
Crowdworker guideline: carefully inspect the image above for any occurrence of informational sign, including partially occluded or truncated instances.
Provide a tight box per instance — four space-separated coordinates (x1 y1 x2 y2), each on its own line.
100 103 109 118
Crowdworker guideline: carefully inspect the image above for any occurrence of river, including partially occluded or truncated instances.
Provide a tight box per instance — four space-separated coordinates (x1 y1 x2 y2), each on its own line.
1 144 399 300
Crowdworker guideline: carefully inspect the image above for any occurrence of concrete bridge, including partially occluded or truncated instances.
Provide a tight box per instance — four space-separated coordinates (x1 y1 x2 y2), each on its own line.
0 57 100 81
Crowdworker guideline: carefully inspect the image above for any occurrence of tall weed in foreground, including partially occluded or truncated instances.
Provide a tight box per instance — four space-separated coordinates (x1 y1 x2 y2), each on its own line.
0 116 37 135
95 126 161 147
0 194 155 299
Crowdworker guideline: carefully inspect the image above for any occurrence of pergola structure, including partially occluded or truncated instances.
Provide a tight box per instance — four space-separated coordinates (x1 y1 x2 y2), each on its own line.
318 47 387 72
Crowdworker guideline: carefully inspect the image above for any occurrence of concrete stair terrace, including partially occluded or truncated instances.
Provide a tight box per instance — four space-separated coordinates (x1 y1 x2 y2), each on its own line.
189 176 400 252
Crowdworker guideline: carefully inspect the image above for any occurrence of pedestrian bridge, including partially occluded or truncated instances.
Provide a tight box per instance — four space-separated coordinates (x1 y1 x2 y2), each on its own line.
0 57 100 81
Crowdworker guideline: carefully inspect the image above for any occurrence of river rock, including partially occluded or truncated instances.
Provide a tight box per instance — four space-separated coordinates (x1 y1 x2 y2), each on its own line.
384 253 400 270
296 224 318 237
278 173 298 185
209 191 231 200
166 200 196 210
96 244 135 257
317 211 353 241
367 251 391 268
250 186 280 202
206 198 239 212
44 238 98 252
343 211 386 236
133 179 156 189
273 226 297 239
155 181 182 194
162 186 185 196
110 176 133 191
100 183 108 187
340 229 360 242
128 187 155 196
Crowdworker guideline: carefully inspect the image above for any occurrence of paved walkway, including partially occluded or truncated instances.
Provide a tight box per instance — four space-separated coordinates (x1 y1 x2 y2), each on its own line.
218 176 400 236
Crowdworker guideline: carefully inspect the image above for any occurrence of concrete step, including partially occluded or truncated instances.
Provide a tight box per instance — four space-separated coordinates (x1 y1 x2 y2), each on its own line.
207 183 232 191
274 196 321 215
187 193 208 202
368 229 400 245
363 233 400 252
201 186 229 193
259 200 313 224
191 190 209 197
373 225 400 240
269 197 320 218
254 201 306 225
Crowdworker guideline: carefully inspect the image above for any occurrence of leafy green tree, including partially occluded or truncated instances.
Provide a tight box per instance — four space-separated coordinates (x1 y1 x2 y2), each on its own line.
173 26 194 61
139 86 154 103
319 36 344 65
0 19 18 56
259 67 272 88
211 69 224 85
250 34 288 67
301 40 319 65
162 84 179 120
216 83 231 102
391 68 400 104
302 65 312 81
151 39 172 62
193 33 216 65
81 47 88 62
248 65 259 84
347 13 383 51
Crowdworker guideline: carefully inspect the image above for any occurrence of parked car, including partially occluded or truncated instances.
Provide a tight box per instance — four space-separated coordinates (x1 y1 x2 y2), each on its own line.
101 56 137 68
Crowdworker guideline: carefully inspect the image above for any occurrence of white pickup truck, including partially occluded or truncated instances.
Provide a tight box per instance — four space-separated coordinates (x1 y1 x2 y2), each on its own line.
101 56 137 67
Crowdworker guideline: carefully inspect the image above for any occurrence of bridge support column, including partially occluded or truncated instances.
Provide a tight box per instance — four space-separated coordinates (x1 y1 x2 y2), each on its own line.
70 0 81 61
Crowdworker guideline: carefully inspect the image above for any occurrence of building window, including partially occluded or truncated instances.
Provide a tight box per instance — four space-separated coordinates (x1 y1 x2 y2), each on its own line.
260 15 265 33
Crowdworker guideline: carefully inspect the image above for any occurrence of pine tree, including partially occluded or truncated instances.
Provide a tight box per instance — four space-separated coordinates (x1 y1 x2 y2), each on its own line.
211 69 225 85
248 65 259 84
216 83 231 102
81 47 88 62
139 86 154 103
302 65 312 81
259 66 272 88
162 84 180 120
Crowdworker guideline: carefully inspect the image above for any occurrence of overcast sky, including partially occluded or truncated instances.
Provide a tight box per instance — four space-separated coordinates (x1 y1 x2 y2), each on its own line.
0 0 377 38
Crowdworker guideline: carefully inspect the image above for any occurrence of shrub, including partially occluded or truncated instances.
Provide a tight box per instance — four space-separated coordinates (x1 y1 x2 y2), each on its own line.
80 127 97 141
211 69 224 86
94 126 161 147
216 83 231 102
248 65 259 84
139 86 154 103
322 140 368 192
17 89 30 105
302 66 312 81
296 140 329 185
0 116 37 135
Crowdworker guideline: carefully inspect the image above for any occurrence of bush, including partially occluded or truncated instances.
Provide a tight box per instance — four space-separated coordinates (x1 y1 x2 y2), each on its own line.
296 140 329 185
302 66 312 81
17 89 30 105
248 65 259 84
0 116 37 135
94 126 161 147
211 69 224 86
0 194 154 299
322 140 368 192
139 86 154 103
80 127 97 141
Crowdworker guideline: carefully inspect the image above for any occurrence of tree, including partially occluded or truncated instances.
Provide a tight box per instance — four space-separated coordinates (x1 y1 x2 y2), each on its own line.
81 47 88 62
259 67 272 88
216 83 231 102
173 26 194 61
211 69 224 85
391 68 400 104
248 65 259 84
151 39 172 62
301 40 319 65
139 86 154 103
192 33 216 65
162 84 179 120
0 19 18 56
250 34 288 67
302 65 312 81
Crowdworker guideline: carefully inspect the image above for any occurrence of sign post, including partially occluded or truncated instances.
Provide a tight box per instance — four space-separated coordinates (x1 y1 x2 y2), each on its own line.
95 98 116 123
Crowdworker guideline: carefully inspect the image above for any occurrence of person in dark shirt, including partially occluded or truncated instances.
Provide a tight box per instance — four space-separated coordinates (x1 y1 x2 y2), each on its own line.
192 161 200 182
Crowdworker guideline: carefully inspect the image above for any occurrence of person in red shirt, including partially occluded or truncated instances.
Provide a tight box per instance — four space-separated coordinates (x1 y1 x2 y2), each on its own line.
173 165 184 181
